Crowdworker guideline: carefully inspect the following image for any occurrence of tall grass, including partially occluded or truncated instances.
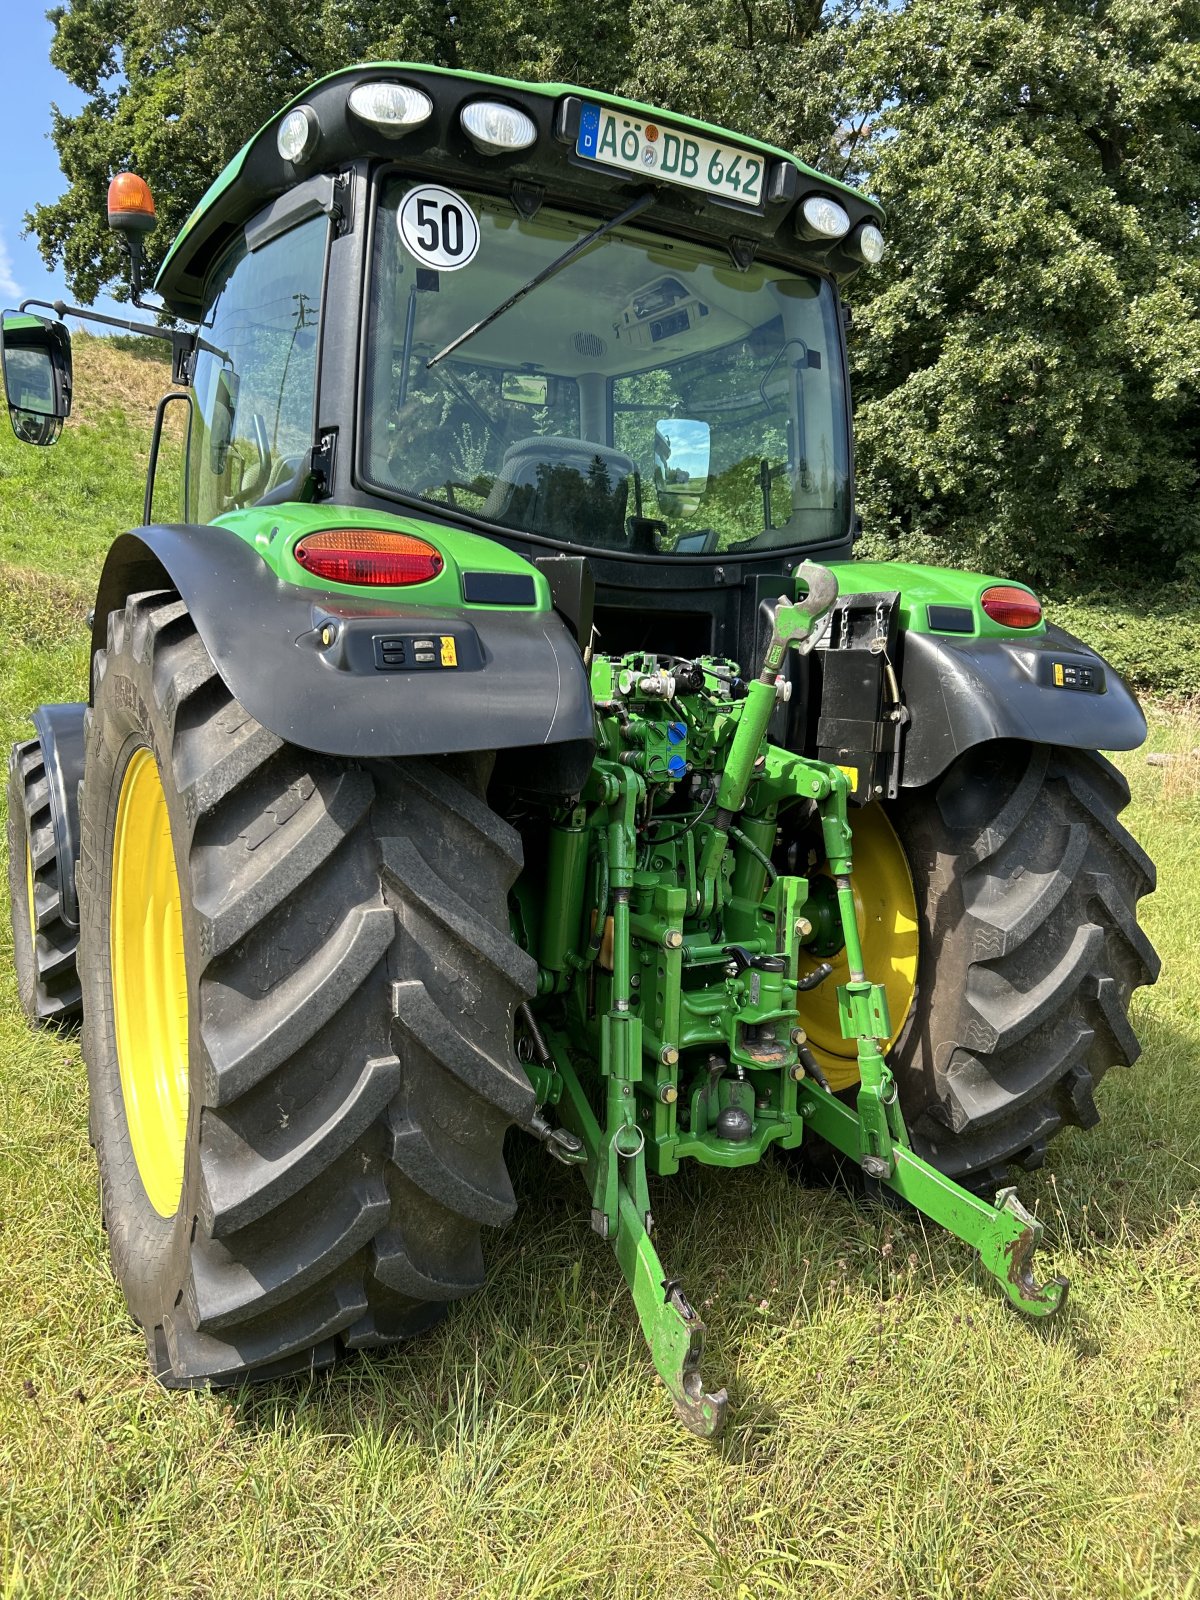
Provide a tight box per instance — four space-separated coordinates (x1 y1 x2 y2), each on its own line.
1 344 1198 1599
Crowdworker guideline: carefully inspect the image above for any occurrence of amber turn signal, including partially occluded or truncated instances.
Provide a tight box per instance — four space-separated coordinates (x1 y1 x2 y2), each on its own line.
980 585 1042 628
294 529 444 587
107 172 157 233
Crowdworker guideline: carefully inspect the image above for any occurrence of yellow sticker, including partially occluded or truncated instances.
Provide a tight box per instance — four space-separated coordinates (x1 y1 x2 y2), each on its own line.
440 635 458 668
837 764 859 791
1053 662 1064 687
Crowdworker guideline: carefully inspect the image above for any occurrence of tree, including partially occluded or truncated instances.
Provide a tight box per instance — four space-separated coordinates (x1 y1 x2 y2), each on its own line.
29 0 638 302
31 0 848 304
29 0 1200 584
847 0 1200 583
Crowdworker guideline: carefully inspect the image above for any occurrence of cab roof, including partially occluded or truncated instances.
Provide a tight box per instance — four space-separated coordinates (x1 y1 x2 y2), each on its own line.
155 62 884 319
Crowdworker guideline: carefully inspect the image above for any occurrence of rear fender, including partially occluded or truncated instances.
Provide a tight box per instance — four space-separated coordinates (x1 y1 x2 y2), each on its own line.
898 624 1147 787
90 526 595 779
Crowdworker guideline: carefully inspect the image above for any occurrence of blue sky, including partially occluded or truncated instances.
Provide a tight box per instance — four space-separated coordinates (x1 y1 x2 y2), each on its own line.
1 3 124 319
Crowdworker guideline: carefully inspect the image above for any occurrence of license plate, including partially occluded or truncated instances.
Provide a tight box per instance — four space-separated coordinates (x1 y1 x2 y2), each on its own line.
576 103 765 207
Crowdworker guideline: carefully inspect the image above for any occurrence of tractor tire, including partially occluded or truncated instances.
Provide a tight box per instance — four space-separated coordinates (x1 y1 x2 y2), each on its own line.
886 740 1159 1189
7 735 82 1025
78 590 537 1385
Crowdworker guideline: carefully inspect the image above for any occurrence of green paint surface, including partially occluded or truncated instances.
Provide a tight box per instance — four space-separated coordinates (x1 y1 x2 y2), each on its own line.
828 558 1045 637
212 501 552 609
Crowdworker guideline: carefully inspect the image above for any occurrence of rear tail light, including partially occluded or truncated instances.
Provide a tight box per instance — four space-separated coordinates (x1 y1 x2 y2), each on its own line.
980 585 1042 628
294 529 444 586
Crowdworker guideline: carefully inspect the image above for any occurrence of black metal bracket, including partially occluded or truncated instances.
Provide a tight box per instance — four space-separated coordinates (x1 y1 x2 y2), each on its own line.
815 590 906 802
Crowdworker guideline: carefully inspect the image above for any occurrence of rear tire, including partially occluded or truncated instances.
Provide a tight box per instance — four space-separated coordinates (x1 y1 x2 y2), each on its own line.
80 591 537 1384
887 741 1159 1187
7 735 81 1025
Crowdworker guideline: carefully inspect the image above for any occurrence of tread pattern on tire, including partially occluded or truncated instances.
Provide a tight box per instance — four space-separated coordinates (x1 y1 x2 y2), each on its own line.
7 736 82 1023
889 740 1158 1187
81 592 536 1385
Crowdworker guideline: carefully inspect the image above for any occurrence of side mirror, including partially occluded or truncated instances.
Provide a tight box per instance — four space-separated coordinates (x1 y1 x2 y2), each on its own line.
0 310 72 446
653 417 710 515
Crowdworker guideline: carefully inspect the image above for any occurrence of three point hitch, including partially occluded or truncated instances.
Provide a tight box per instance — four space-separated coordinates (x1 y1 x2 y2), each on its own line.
526 562 1066 1439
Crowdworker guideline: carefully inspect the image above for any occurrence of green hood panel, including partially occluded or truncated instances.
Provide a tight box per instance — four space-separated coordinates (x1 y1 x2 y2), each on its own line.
212 502 553 610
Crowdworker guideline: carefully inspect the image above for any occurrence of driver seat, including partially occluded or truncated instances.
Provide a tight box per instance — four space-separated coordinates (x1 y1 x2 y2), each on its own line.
482 436 637 545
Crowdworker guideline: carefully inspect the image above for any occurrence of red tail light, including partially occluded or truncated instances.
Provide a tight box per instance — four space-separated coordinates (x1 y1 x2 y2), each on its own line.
980 585 1042 628
294 529 444 586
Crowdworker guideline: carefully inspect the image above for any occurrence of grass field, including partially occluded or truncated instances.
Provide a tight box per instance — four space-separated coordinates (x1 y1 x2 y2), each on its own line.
2 343 1199 1599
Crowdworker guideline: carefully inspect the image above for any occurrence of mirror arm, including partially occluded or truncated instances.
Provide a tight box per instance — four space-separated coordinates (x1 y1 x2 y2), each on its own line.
19 298 199 386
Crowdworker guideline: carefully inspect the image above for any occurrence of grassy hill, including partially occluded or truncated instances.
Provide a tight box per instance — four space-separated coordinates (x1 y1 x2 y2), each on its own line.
1 338 1198 1599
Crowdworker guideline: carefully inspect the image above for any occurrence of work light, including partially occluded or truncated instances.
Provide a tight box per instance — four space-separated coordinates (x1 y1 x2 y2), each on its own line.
277 105 320 164
349 82 433 136
460 100 537 153
848 223 886 264
797 195 850 241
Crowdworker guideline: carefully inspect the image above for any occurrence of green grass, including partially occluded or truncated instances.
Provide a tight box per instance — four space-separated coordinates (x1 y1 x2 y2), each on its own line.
2 347 1199 1599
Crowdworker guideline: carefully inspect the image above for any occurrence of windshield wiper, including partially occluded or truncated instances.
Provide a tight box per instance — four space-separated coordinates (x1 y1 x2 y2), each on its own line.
426 189 656 369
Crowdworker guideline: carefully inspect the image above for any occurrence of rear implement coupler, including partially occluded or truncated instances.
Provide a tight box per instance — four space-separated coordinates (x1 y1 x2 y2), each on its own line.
515 561 1067 1438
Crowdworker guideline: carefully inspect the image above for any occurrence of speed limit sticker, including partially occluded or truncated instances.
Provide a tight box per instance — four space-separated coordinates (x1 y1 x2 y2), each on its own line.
397 185 480 270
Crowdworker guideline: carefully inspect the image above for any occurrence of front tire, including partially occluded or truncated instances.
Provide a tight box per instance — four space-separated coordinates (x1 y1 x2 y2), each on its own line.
80 591 537 1384
7 735 82 1025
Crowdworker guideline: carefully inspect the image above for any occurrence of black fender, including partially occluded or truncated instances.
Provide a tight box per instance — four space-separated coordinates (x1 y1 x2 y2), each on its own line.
28 702 87 926
91 526 595 781
898 623 1147 788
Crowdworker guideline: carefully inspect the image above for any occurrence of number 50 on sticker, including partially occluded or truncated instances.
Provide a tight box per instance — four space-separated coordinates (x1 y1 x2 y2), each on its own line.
398 185 481 270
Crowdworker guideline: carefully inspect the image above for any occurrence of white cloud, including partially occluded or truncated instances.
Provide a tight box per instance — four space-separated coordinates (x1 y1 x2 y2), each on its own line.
0 228 22 302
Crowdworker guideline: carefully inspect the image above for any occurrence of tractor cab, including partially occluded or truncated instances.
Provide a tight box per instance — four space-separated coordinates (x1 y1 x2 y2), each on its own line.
149 65 884 669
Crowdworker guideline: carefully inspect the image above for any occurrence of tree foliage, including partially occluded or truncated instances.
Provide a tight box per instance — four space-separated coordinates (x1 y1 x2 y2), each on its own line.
848 0 1200 584
28 0 1200 583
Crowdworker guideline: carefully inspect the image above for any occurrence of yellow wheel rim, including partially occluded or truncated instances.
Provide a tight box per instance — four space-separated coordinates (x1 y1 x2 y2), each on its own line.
110 747 189 1217
798 803 919 1093
25 838 36 945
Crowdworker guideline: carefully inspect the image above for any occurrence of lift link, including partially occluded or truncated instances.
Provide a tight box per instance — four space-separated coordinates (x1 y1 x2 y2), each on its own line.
818 766 910 1178
796 1082 1069 1317
809 719 1066 1313
550 1025 728 1437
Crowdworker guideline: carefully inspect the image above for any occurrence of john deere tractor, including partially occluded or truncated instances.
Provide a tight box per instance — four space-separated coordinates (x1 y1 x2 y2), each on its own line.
3 65 1158 1435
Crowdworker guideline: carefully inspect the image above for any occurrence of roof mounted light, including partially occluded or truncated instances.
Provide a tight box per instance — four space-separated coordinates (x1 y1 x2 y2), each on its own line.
797 194 850 242
277 105 320 165
348 81 433 137
848 222 886 265
107 172 157 235
460 100 537 154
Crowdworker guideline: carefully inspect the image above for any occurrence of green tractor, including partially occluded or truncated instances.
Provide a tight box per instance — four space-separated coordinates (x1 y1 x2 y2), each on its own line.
3 66 1158 1435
